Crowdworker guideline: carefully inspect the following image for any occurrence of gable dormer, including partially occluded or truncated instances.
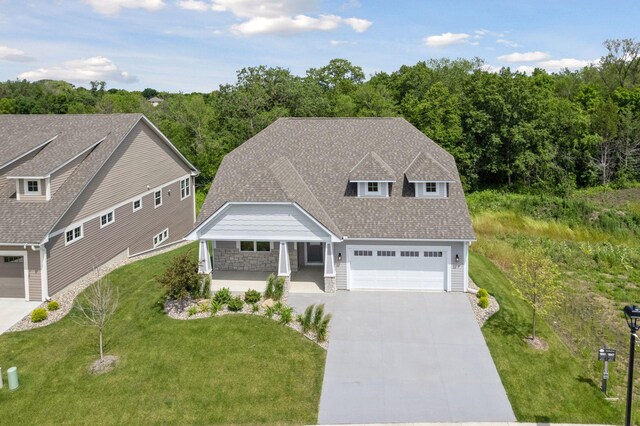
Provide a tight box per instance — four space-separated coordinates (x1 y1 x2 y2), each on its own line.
348 151 395 198
404 152 455 198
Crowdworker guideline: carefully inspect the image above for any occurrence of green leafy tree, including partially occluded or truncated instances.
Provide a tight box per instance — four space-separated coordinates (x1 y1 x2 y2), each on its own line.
511 248 562 340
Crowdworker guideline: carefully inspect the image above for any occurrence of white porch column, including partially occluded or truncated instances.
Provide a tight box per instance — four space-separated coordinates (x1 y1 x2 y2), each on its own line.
198 240 212 274
324 242 335 277
278 241 291 276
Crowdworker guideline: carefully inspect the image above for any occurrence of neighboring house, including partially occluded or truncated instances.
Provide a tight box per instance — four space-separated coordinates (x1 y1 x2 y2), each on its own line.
188 118 475 293
148 97 164 107
0 114 198 301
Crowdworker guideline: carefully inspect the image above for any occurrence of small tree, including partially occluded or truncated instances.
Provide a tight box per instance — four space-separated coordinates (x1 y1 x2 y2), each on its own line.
511 247 562 341
74 276 119 360
157 251 200 300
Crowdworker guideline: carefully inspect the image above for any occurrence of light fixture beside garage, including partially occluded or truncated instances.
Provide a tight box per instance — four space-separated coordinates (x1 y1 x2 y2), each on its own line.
455 254 460 263
338 252 342 261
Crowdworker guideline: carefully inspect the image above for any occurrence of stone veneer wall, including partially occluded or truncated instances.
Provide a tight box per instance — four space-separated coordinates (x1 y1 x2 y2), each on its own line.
214 246 298 273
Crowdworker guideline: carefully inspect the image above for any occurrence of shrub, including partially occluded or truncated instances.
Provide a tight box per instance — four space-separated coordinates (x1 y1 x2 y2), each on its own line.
264 274 276 299
316 313 332 342
213 287 232 305
265 274 286 301
47 300 60 311
227 296 244 312
477 288 488 299
210 300 223 314
251 303 260 313
299 304 314 333
264 305 277 318
478 296 490 309
187 305 198 316
157 251 200 300
273 276 285 301
199 275 211 299
313 304 325 331
198 300 209 313
244 289 261 304
31 308 48 323
279 306 294 325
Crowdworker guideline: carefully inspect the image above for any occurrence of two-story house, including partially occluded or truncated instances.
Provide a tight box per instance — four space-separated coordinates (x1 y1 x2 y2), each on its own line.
188 118 475 293
0 114 198 301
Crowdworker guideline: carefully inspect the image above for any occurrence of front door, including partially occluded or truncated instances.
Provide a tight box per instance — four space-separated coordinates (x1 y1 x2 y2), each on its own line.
306 243 323 264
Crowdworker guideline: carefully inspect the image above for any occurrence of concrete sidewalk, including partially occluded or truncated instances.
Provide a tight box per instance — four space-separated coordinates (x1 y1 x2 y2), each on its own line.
0 298 40 334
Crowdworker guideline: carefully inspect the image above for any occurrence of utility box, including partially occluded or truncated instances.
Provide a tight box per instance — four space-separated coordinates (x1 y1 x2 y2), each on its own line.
7 367 18 391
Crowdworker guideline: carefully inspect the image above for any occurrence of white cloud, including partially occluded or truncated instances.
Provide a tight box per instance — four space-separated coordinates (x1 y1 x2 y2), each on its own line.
177 0 211 11
482 64 502 73
498 51 550 62
84 0 165 14
344 17 372 32
423 32 471 47
179 0 372 35
496 38 519 48
475 29 504 38
18 56 137 83
538 58 594 71
0 45 34 62
340 0 361 10
330 39 355 46
515 65 536 74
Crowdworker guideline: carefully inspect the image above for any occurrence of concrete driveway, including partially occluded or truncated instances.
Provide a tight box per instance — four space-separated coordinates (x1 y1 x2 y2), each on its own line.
0 298 40 335
288 291 515 424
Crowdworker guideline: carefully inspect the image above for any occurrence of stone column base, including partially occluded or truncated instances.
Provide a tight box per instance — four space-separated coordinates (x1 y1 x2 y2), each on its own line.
324 277 336 293
281 275 291 302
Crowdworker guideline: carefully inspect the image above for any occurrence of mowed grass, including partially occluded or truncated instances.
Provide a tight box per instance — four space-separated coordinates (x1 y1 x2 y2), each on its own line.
0 244 326 425
470 253 622 424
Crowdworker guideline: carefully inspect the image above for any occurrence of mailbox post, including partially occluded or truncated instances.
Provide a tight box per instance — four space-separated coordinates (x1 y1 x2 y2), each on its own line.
598 345 616 395
623 305 640 426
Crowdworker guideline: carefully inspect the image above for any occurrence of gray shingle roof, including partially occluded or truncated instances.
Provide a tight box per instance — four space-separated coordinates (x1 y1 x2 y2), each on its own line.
349 151 396 182
0 114 146 244
196 118 475 241
404 152 456 182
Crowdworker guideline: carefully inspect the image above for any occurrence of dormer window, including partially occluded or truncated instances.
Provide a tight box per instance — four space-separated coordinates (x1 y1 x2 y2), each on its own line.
424 182 437 193
415 182 447 198
26 180 40 194
367 182 379 194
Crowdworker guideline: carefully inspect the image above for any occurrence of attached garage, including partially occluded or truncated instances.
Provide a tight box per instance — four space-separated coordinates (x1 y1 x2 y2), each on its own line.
348 245 450 291
0 253 27 298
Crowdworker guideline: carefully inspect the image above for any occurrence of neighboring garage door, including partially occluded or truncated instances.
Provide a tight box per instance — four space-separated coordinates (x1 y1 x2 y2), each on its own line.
349 246 448 291
0 256 26 298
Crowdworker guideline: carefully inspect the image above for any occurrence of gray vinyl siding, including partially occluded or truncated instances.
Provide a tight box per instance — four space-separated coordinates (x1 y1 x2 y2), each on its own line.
54 121 193 232
334 241 347 290
0 246 41 300
199 204 330 242
16 178 47 201
50 154 85 195
46 178 193 295
344 240 466 292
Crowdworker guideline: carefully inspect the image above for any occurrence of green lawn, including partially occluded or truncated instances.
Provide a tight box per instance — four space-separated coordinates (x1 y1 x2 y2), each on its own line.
470 253 622 424
0 244 326 425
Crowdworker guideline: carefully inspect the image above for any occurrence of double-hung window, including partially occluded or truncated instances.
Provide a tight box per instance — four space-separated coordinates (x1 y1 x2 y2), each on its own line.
100 210 115 228
65 225 83 245
154 190 162 208
180 178 191 199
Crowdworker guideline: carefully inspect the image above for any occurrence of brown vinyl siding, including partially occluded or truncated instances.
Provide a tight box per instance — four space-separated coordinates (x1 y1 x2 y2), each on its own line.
0 246 41 300
50 154 85 195
46 179 193 295
54 121 193 232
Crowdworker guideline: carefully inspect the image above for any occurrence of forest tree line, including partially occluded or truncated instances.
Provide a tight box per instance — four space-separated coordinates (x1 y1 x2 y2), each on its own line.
1 38 640 193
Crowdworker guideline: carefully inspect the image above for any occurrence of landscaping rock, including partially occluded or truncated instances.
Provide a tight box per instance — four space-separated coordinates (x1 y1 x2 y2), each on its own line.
261 298 275 308
467 278 500 327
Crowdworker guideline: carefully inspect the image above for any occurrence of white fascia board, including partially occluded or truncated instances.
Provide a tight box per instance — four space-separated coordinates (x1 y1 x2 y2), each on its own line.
408 180 455 183
349 180 396 183
343 237 476 242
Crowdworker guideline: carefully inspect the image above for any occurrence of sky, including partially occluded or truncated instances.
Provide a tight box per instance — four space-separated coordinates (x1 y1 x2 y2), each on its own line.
0 0 639 92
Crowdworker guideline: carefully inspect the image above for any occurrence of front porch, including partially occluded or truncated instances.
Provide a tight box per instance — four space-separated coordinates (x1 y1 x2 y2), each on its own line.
209 265 325 294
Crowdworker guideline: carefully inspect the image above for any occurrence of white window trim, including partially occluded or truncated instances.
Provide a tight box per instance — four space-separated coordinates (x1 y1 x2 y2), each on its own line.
133 198 142 212
237 241 272 252
180 178 191 200
365 182 381 195
24 179 40 195
100 210 115 228
65 225 84 246
416 182 446 198
154 190 162 208
153 228 169 247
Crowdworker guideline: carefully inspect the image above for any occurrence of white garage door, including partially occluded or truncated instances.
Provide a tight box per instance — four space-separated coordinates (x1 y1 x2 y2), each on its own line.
349 246 448 291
